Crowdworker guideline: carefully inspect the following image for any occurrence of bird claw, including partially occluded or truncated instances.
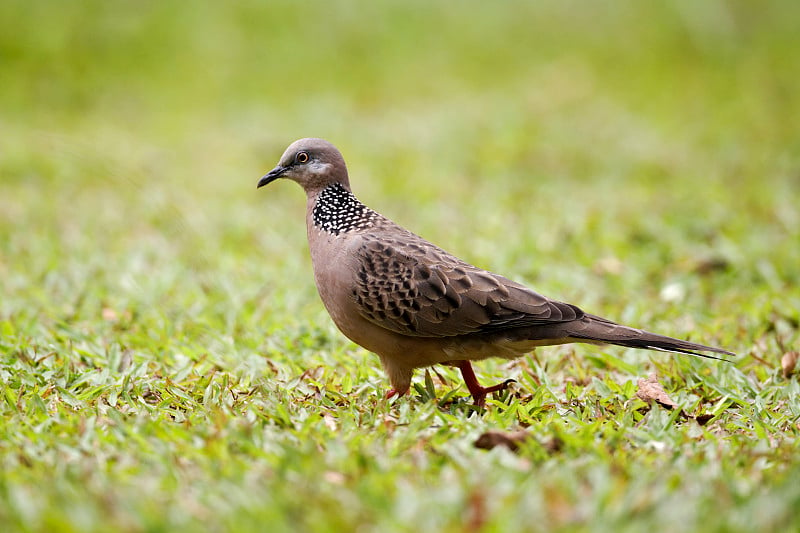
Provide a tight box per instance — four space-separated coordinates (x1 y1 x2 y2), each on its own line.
470 378 516 407
454 360 516 407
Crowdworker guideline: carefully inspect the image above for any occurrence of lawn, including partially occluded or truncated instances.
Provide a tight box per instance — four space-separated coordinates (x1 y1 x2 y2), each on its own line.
1 1 799 531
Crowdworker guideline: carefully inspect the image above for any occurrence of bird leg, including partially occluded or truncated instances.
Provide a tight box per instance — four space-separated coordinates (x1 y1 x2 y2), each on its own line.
454 360 515 406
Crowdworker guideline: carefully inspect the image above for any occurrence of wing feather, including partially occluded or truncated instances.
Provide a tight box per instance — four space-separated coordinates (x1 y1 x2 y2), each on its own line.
352 234 583 337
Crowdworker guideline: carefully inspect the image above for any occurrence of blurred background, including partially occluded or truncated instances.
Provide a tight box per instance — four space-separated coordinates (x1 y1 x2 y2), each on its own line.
1 0 798 347
2 2 800 530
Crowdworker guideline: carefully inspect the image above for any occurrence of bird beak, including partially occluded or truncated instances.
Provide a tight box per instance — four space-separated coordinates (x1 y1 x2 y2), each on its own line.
257 166 287 188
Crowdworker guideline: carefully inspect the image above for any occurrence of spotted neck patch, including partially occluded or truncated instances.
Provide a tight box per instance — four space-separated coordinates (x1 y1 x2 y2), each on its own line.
312 183 380 235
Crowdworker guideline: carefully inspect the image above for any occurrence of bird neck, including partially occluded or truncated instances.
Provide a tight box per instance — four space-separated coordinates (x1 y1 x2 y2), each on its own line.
309 182 380 236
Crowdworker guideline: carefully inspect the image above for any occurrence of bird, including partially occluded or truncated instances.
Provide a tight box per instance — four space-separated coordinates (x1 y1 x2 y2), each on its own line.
257 138 734 406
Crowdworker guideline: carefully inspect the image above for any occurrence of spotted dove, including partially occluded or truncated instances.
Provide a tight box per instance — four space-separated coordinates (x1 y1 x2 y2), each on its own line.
257 138 733 405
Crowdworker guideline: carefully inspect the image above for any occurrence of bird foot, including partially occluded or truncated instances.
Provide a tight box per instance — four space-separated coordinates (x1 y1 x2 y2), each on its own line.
454 360 515 407
384 388 406 400
469 379 516 407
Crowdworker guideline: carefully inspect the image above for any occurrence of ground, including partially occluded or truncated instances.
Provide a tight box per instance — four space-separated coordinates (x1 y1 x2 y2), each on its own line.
1 2 799 532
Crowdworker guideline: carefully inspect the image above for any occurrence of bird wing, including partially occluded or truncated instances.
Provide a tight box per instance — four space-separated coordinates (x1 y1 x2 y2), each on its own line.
352 233 583 337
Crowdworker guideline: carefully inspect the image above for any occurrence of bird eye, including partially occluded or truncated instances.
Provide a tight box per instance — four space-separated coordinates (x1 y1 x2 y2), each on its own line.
296 151 309 164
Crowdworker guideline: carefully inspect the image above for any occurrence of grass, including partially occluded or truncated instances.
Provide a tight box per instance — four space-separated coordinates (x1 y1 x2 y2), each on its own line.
1 1 799 531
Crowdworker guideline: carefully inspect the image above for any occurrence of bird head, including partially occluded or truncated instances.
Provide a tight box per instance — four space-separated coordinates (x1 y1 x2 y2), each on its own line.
258 138 350 193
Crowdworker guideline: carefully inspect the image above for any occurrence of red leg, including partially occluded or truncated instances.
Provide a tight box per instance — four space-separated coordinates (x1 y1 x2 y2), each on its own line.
455 360 515 406
385 388 407 400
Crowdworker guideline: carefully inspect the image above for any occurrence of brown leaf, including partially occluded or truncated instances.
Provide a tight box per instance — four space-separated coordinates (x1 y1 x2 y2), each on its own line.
543 435 564 454
782 351 799 378
693 256 730 275
637 373 678 410
465 490 487 533
695 413 715 426
474 430 531 452
141 388 161 405
298 366 324 382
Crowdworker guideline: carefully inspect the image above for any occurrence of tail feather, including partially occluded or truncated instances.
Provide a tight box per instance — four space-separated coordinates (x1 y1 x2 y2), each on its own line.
569 313 735 361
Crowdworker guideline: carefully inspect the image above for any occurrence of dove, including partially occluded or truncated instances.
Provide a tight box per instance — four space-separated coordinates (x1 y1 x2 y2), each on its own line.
258 138 733 405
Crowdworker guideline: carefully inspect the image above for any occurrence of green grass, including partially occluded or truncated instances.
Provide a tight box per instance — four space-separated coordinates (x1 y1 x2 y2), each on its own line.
1 1 799 531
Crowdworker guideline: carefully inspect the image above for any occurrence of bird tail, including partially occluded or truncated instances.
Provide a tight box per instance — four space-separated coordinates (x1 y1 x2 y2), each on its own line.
569 314 735 361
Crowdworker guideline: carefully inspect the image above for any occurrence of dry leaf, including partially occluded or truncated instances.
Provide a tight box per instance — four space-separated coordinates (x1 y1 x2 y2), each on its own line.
298 366 324 382
543 435 564 454
382 414 398 431
693 256 730 275
323 471 346 485
465 490 487 533
474 430 531 452
695 413 715 426
141 388 161 405
782 351 798 378
321 412 338 431
102 307 131 322
594 256 624 275
637 373 679 410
